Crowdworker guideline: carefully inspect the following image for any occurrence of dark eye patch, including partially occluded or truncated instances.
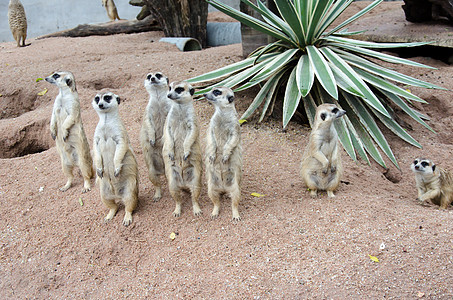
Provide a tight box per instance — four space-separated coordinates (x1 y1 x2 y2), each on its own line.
155 73 162 79
104 95 112 103
213 89 222 96
320 113 326 121
94 96 100 104
175 87 185 94
421 161 429 167
52 73 60 79
147 74 152 80
332 108 339 114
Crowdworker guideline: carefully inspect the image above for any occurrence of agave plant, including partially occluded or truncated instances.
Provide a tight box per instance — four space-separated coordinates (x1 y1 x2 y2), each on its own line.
187 0 444 168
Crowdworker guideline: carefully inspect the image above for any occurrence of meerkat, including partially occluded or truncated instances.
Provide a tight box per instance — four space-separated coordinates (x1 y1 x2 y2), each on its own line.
45 71 93 193
92 91 139 226
163 81 203 217
300 103 346 198
411 158 453 209
8 0 27 47
140 72 171 201
102 0 122 21
204 87 243 220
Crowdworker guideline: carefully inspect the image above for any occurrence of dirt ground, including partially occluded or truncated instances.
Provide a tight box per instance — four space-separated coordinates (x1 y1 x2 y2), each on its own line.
1 2 453 299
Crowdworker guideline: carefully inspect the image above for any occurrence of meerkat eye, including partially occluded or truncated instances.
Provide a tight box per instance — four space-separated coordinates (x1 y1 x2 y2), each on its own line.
332 108 339 114
175 87 185 94
104 95 112 103
94 96 100 104
413 160 418 165
146 74 152 80
421 161 429 168
155 73 162 79
52 73 60 79
320 113 327 121
213 89 222 96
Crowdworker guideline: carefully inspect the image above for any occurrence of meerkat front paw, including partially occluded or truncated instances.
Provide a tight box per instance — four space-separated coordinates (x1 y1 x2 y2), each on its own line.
149 139 155 147
331 165 337 173
169 153 175 161
114 167 121 177
51 132 56 140
96 168 104 178
183 152 190 161
62 130 69 142
209 155 216 164
222 154 230 164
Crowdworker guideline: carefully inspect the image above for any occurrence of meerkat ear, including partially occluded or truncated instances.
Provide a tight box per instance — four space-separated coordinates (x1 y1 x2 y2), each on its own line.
189 88 195 96
432 164 436 172
166 78 169 84
320 113 326 121
227 95 234 103
116 96 121 105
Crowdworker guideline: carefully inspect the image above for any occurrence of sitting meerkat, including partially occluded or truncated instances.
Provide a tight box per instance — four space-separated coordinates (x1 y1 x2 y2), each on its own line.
300 103 346 198
204 87 242 220
162 81 203 217
92 91 139 226
45 71 93 193
102 0 121 21
8 0 27 47
411 158 453 209
140 72 171 201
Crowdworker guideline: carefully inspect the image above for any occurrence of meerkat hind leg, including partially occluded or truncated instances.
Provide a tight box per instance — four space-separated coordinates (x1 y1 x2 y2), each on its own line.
103 197 119 222
149 173 162 201
209 189 221 219
230 187 241 221
60 164 74 192
170 189 182 217
191 186 202 216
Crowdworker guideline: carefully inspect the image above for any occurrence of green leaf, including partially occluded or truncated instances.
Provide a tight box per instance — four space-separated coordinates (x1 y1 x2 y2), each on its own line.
250 48 298 83
273 0 304 44
342 91 398 168
325 36 432 49
320 47 390 116
302 93 318 127
313 0 353 39
283 67 302 128
207 0 294 45
307 45 338 99
306 0 335 43
259 69 287 122
296 54 314 97
326 0 383 36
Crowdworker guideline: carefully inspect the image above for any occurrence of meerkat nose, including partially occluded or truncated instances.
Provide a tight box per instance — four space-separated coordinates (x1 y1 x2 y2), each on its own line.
99 103 104 109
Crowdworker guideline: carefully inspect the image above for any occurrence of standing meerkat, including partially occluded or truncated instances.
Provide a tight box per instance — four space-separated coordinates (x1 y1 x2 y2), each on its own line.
8 0 27 47
92 91 139 226
45 71 93 193
163 81 203 217
102 0 122 21
300 103 346 198
411 158 453 209
204 87 243 220
140 72 171 201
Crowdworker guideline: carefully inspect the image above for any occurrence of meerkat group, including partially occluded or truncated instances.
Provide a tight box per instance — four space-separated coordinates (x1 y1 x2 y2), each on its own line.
43 69 451 226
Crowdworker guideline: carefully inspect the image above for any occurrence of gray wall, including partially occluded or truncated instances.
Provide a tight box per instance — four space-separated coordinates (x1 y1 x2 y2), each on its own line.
1 0 141 42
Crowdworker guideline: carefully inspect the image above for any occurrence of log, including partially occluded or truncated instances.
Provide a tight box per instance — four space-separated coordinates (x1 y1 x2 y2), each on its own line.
403 0 453 22
143 0 208 47
37 16 160 39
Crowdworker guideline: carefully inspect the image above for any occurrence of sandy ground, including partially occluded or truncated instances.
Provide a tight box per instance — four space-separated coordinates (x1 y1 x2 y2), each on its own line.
1 2 453 299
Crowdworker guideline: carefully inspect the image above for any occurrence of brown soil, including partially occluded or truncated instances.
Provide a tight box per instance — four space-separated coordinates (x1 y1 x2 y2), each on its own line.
1 2 453 299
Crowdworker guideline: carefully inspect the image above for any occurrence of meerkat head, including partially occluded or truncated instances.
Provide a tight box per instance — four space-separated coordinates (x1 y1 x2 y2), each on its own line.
411 158 437 176
167 81 195 104
203 87 235 109
315 103 346 125
45 71 77 92
144 72 169 92
92 91 120 114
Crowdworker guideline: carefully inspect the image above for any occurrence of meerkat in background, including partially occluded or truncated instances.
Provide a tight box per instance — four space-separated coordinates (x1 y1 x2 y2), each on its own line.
92 92 139 226
163 81 203 217
411 158 453 209
102 0 122 21
8 0 27 47
300 103 346 198
204 87 243 220
45 71 93 193
140 72 171 201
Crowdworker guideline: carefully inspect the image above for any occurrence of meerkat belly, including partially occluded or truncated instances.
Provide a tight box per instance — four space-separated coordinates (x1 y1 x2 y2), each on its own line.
99 138 117 179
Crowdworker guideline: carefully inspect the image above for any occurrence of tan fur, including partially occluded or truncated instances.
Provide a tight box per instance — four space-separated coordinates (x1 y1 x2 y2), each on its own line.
300 103 345 198
45 71 94 193
102 0 121 21
204 87 242 220
140 72 171 201
8 0 27 47
92 92 138 226
163 81 202 217
411 158 453 209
